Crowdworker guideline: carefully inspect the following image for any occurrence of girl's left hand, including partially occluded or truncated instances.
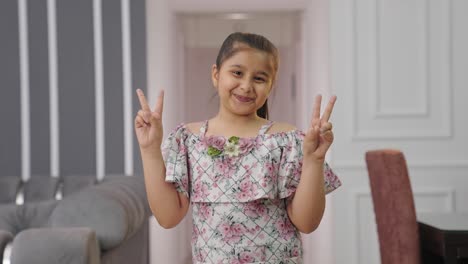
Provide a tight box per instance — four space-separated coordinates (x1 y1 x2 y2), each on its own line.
303 95 337 162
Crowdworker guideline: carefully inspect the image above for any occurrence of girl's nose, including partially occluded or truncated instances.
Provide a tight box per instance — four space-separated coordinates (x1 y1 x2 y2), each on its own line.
239 78 253 92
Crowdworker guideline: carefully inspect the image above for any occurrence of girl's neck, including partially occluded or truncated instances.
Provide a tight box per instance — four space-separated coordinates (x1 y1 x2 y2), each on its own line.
213 110 263 127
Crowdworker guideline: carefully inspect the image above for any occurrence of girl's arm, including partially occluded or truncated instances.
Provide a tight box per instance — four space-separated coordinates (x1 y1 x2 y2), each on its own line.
135 89 189 229
287 159 326 234
287 95 336 234
140 149 189 229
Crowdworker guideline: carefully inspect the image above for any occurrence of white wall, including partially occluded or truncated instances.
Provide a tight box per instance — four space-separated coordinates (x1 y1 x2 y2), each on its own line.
330 0 468 263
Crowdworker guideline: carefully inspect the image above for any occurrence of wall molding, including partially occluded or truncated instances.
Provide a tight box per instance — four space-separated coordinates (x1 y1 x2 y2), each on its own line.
374 0 429 118
350 0 453 140
352 187 455 263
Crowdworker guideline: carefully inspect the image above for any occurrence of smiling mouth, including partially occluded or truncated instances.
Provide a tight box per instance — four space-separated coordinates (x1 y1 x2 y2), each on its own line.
234 94 255 103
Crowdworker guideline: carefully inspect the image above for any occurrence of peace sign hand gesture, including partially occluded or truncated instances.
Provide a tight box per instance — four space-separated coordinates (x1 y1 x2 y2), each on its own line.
134 89 164 151
303 95 337 163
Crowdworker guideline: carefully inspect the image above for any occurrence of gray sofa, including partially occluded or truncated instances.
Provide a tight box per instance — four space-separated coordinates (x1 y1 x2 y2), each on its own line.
0 175 151 264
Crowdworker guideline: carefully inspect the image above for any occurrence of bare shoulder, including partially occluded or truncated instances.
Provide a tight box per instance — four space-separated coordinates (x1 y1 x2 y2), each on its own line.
268 122 297 134
185 121 204 134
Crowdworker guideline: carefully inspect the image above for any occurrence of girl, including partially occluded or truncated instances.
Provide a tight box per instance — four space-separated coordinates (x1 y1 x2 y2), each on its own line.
135 32 341 264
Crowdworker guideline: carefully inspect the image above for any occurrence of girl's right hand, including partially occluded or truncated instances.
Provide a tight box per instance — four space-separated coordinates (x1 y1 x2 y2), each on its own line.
134 89 164 151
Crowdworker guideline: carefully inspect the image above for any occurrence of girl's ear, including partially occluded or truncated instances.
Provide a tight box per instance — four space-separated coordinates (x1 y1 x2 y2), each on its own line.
211 64 219 89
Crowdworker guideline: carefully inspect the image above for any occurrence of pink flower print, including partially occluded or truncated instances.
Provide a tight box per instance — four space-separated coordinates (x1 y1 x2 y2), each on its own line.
179 144 187 155
219 222 231 236
215 161 236 179
257 233 265 240
242 164 252 175
198 203 212 221
196 165 204 175
231 223 244 235
194 249 208 262
193 181 209 200
239 252 255 263
200 161 209 169
215 161 229 174
244 200 267 218
205 136 226 150
180 175 189 192
238 138 254 154
224 156 237 165
275 218 296 240
254 136 263 147
240 180 252 192
218 222 245 244
267 143 275 150
291 247 300 257
264 162 277 183
236 179 258 201
195 141 205 152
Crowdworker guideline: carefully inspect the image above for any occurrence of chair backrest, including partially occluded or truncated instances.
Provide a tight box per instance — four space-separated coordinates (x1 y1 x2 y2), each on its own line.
365 149 420 264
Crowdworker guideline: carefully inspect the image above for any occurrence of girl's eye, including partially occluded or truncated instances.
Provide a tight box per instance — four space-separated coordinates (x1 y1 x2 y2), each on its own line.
254 77 266 83
232 71 242 76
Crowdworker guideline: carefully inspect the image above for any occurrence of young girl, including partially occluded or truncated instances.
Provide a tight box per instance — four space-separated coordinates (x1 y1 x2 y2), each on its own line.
135 32 341 264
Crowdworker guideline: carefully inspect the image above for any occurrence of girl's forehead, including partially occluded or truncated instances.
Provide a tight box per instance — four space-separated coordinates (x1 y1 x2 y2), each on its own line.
223 49 275 72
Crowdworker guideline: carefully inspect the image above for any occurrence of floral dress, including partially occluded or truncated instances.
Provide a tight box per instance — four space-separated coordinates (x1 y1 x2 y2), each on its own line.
162 120 342 264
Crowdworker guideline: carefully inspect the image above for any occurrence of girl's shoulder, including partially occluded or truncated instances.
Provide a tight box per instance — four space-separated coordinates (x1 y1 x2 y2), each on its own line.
266 121 297 134
184 121 204 135
166 121 203 138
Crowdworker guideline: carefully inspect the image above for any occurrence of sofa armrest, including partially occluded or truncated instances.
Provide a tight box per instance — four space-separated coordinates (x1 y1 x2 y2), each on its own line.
0 230 13 262
49 176 150 251
10 227 100 264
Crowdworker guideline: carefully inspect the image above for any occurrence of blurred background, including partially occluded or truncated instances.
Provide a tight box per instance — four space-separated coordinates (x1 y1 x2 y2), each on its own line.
1 0 468 263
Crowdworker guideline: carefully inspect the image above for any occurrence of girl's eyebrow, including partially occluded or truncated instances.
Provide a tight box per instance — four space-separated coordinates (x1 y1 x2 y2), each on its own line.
257 71 270 77
229 64 271 77
229 64 244 69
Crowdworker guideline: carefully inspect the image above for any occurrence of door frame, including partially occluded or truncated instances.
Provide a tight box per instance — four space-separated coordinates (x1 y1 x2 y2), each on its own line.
145 1 336 263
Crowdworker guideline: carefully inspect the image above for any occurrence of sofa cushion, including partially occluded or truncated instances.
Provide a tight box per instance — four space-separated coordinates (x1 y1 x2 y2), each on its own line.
62 175 97 197
0 177 21 204
0 200 58 235
23 176 61 202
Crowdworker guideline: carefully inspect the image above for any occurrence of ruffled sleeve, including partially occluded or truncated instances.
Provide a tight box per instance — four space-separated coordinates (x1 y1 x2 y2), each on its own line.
161 124 190 198
277 130 342 199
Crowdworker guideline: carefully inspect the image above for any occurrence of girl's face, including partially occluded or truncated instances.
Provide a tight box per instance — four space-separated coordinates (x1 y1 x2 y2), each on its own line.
212 47 275 118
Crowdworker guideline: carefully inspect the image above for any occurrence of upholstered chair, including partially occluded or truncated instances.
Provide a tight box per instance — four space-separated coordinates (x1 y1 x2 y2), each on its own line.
365 149 421 264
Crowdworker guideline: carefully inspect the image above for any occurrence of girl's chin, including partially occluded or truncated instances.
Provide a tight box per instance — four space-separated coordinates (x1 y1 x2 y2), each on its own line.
228 105 257 116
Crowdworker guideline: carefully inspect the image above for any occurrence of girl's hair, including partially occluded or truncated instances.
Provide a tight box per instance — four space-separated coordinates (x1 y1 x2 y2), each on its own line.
215 32 279 120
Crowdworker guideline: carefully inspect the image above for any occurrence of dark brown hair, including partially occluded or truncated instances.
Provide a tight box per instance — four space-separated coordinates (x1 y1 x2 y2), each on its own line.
215 32 279 120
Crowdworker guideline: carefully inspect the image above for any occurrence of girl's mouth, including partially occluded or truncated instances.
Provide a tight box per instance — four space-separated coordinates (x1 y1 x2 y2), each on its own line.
234 94 254 103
